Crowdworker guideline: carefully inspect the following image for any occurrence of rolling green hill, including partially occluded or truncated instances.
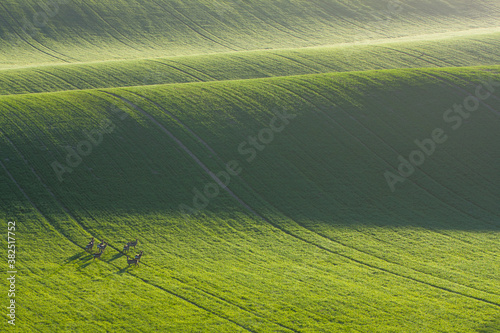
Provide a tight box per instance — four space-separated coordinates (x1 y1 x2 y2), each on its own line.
1 66 499 331
1 30 500 95
1 0 500 67
1 0 499 332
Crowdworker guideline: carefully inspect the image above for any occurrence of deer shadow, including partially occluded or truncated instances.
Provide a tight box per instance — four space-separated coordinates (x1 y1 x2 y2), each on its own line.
64 252 86 263
106 252 124 263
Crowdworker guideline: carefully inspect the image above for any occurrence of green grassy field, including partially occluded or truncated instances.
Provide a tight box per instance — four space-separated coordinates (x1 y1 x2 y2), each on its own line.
1 30 500 95
1 1 499 332
1 0 500 67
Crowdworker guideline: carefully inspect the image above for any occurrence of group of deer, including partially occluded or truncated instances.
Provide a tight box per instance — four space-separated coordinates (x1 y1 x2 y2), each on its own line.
85 237 108 260
123 239 143 266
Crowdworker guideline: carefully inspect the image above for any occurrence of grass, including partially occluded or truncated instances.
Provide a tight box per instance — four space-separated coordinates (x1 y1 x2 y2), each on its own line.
0 66 499 332
1 0 500 67
1 0 499 332
0 30 500 95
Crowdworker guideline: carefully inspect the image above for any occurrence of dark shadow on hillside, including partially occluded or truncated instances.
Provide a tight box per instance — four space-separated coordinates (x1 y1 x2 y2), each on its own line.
106 252 124 263
2 68 499 231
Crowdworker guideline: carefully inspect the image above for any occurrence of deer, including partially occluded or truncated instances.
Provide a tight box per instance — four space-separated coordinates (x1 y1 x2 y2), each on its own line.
93 250 103 260
85 239 94 253
97 241 107 252
127 239 138 249
134 251 143 261
127 257 139 266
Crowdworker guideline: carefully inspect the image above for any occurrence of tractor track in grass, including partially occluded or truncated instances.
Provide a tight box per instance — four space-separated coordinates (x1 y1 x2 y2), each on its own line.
346 69 500 207
2 66 496 312
0 129 96 245
99 91 262 217
425 71 500 116
33 69 80 90
0 155 83 251
259 81 500 300
322 73 500 247
65 243 262 332
270 79 483 224
148 0 239 52
0 147 271 333
149 59 206 82
241 3 311 44
120 89 429 322
0 3 74 63
171 277 300 332
124 273 258 333
293 75 500 226
364 71 500 203
218 81 500 251
300 76 500 232
204 82 500 295
157 81 499 300
0 107 149 257
99 90 500 309
167 60 219 81
79 0 144 52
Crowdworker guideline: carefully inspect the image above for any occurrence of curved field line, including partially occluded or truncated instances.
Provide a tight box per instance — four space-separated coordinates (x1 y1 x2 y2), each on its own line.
269 53 322 73
149 59 205 82
365 71 500 201
377 46 456 67
166 60 218 81
290 76 500 226
50 67 99 89
79 0 144 52
175 278 299 332
0 130 92 242
99 91 261 216
237 2 311 43
262 80 500 272
0 120 258 330
148 0 238 51
0 3 75 62
107 91 484 322
135 82 500 299
423 71 500 116
123 273 256 332
308 0 392 39
261 81 500 293
33 69 80 90
207 83 487 252
344 71 496 215
357 69 500 203
99 90 500 309
0 156 84 250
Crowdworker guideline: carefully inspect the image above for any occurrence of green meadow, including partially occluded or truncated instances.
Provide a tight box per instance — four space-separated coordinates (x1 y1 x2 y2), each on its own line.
0 0 499 332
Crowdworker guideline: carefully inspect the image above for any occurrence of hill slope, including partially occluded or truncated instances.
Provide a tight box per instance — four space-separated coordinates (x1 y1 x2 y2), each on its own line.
1 30 500 95
1 67 499 332
1 0 500 66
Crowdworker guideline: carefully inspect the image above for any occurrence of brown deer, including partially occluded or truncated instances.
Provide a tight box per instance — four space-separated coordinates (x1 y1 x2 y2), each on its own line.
127 239 138 249
127 257 139 266
97 241 107 252
85 239 94 253
134 251 143 261
93 250 103 260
